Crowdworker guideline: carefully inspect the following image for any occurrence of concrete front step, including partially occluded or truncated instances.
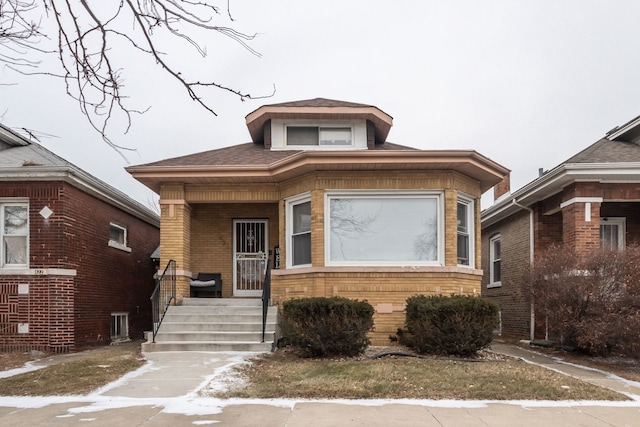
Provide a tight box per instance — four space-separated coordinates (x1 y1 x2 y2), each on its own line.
154 331 275 342
181 298 263 306
142 341 274 352
144 298 277 353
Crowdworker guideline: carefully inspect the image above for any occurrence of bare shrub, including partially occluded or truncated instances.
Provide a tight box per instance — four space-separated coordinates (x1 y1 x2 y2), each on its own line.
526 245 640 357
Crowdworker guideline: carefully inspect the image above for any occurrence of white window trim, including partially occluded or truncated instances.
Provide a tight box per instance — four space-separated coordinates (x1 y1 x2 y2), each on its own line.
324 190 444 267
0 200 29 268
488 234 502 288
457 194 475 269
285 192 312 268
600 217 625 250
108 222 132 253
110 312 129 340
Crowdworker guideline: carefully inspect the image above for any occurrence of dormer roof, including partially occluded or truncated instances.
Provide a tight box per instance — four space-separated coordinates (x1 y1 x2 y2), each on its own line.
245 97 393 144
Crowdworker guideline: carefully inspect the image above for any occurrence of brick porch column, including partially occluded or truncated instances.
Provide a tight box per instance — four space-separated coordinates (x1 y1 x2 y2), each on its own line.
560 197 602 260
159 187 192 302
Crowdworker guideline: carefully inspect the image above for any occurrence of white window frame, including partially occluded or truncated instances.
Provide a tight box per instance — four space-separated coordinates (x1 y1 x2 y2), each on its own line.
286 193 312 268
600 217 625 250
0 201 29 268
108 222 132 252
488 234 502 288
110 312 129 340
457 195 475 268
285 124 354 149
324 190 444 267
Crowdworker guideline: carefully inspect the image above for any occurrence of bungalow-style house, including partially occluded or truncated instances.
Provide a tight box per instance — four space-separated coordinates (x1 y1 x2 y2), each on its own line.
127 98 508 345
0 124 159 353
481 116 640 340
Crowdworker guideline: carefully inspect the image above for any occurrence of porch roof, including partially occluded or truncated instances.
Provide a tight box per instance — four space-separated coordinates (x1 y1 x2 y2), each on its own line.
127 143 509 194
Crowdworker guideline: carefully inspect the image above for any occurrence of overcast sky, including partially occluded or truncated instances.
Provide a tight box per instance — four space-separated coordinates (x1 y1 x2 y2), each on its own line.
2 0 640 209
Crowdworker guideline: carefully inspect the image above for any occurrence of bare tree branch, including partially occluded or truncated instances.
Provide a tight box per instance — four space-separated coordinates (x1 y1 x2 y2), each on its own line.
0 0 271 150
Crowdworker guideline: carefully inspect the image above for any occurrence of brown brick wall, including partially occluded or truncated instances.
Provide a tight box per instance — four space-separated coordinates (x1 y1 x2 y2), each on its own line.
0 181 159 351
481 209 532 338
0 277 74 353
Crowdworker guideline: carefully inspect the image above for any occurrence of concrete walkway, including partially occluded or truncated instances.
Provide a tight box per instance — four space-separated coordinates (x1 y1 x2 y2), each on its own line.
1 344 640 426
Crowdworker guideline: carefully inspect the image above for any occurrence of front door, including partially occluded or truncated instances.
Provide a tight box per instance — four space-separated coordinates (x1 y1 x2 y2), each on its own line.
233 219 268 297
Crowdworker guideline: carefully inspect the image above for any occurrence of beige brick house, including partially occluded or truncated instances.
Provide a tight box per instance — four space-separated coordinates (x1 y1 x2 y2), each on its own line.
482 115 640 340
128 98 508 344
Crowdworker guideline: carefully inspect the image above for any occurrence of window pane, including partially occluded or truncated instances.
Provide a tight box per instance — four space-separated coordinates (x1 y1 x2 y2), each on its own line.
319 128 352 146
494 239 501 259
293 201 311 234
457 202 468 233
493 260 501 282
600 224 618 249
287 127 318 145
457 234 469 265
292 233 311 265
329 197 438 262
4 206 28 235
110 225 125 244
4 236 27 264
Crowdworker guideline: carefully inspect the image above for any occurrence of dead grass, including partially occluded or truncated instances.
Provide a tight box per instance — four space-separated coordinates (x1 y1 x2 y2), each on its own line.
0 342 145 396
211 349 629 401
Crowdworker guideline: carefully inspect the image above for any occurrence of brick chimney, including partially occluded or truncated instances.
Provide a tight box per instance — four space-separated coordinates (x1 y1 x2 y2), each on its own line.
494 172 511 201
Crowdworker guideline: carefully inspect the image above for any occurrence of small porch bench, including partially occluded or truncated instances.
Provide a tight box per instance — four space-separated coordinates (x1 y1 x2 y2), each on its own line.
190 273 222 298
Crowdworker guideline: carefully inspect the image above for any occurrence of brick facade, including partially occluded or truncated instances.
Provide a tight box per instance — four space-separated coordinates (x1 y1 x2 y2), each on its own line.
160 170 486 345
0 181 159 352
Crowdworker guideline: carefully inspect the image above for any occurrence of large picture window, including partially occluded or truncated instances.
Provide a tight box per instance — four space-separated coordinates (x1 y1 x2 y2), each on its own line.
326 192 442 265
1 203 28 267
286 194 312 267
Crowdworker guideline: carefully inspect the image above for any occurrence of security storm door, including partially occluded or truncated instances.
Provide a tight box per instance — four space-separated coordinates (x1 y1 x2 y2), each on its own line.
233 219 268 297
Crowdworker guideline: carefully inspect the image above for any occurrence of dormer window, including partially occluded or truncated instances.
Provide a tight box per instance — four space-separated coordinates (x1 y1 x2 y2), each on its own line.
286 126 353 147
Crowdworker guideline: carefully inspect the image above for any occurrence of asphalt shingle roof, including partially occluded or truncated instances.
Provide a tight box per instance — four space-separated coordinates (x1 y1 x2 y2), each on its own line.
564 138 640 164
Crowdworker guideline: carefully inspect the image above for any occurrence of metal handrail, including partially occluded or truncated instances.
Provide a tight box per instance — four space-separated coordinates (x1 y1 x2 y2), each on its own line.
261 257 272 343
150 259 176 343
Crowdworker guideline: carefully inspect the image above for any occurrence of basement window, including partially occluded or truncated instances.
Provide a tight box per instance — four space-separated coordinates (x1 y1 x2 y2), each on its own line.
111 312 129 340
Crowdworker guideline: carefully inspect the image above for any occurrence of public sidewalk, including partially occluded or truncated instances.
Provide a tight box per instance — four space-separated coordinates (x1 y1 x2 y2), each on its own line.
1 344 640 426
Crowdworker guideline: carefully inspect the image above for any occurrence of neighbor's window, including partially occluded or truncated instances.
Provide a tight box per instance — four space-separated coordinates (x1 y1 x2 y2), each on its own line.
489 234 501 286
286 126 352 146
110 312 129 340
108 222 131 252
286 195 312 267
326 192 442 265
600 217 625 250
457 196 474 267
1 203 28 267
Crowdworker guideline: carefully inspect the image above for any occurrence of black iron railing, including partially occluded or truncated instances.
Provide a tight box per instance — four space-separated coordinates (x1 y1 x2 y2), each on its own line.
151 259 176 343
261 257 272 343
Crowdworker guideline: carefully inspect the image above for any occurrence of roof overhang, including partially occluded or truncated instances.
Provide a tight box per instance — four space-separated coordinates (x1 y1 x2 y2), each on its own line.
0 166 159 226
245 105 394 143
128 150 509 195
482 162 640 228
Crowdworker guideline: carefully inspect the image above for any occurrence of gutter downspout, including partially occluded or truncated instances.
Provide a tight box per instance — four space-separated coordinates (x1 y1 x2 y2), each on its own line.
512 199 535 341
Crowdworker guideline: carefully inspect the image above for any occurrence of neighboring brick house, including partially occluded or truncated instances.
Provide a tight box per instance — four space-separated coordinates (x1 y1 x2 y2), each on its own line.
0 124 159 353
481 116 640 340
127 98 508 344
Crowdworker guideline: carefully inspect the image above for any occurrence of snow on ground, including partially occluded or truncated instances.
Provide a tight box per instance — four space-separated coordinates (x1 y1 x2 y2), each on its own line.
1 350 640 418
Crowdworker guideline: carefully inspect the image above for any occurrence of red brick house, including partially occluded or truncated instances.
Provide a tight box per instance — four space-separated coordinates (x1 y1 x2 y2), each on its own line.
481 116 640 339
127 98 508 345
0 124 159 353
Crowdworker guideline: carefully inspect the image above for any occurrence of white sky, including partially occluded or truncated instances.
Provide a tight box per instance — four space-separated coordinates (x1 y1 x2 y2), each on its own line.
2 0 640 209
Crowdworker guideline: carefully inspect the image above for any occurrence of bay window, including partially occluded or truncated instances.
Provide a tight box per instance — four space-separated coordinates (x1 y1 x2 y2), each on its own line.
457 196 474 267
